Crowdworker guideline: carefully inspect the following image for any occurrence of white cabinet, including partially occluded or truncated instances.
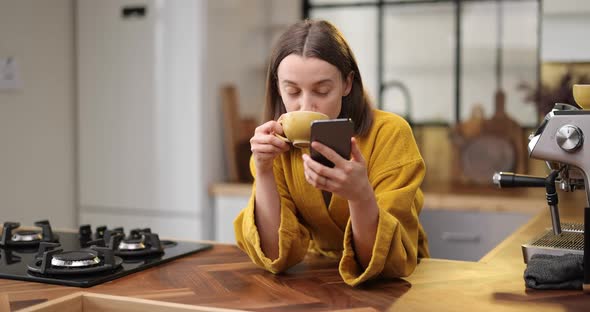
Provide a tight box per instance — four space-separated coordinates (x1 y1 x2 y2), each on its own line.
213 195 250 244
77 0 208 239
419 209 532 261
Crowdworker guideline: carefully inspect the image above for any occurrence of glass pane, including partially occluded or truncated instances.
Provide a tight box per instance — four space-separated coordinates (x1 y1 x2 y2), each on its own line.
310 7 379 103
310 0 377 4
384 0 433 2
461 1 539 127
384 3 455 123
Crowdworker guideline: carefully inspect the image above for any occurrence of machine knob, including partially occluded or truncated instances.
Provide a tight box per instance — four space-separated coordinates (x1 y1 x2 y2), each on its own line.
556 125 583 152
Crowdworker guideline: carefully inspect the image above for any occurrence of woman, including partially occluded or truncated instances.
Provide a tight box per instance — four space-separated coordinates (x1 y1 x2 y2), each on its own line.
234 19 429 287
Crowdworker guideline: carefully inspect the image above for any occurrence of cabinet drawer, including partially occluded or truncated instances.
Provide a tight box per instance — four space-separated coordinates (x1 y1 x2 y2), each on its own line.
419 209 532 261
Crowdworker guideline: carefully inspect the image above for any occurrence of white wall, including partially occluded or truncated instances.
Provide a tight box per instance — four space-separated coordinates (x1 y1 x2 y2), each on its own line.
206 0 301 123
542 0 590 62
0 0 76 229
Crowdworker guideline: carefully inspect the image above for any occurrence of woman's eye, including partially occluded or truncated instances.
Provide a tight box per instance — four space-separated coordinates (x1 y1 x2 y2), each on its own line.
315 89 330 96
285 88 300 95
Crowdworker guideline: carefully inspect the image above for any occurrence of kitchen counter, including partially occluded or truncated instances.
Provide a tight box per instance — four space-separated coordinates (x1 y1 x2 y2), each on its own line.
3 191 590 311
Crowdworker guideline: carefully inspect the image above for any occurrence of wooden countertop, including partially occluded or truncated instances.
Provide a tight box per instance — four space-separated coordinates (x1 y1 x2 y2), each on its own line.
3 191 590 311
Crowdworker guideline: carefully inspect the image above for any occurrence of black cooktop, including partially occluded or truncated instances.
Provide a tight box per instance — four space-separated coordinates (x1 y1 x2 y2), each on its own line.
0 220 212 287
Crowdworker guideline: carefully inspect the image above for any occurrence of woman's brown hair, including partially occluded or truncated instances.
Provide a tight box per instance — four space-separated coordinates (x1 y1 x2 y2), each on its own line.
263 19 373 136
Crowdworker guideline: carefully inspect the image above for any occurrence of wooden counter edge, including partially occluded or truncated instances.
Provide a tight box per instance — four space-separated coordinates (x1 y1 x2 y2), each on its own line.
209 183 546 214
209 183 252 197
17 292 246 312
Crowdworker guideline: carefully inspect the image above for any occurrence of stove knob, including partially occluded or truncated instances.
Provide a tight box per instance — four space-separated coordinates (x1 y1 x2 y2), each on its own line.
79 224 92 239
556 125 583 152
130 229 141 239
96 225 107 238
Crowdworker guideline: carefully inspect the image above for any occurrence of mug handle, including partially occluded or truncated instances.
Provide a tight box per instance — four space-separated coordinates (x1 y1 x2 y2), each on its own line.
274 115 290 143
274 133 290 143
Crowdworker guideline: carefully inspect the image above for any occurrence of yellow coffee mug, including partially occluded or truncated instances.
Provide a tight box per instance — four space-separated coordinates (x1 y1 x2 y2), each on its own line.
275 111 329 148
573 84 590 110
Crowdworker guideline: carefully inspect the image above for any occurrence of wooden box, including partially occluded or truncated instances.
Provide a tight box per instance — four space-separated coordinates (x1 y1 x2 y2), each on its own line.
18 292 243 312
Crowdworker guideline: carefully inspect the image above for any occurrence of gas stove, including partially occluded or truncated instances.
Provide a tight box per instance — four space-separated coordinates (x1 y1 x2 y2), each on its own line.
0 220 212 287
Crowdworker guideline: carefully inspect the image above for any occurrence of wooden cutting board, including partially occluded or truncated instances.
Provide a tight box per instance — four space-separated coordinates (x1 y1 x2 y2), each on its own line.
451 90 527 186
221 85 256 183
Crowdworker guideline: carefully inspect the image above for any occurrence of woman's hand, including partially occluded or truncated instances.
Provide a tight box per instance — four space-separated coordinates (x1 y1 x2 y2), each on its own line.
302 137 372 202
250 120 291 173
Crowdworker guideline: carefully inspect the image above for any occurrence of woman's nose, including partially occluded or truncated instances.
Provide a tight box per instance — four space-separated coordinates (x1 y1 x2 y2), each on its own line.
300 93 314 112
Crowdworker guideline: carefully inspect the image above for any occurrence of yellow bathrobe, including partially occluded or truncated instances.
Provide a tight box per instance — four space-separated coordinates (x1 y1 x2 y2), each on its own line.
234 109 429 286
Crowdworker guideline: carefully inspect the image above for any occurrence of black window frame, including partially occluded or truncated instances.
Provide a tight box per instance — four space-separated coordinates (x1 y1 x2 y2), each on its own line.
303 0 542 127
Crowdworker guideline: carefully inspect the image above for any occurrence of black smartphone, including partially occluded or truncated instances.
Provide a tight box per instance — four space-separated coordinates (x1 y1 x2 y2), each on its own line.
310 118 354 168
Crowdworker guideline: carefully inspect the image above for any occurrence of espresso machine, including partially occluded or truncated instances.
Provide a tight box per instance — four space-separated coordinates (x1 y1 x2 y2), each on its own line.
493 84 590 291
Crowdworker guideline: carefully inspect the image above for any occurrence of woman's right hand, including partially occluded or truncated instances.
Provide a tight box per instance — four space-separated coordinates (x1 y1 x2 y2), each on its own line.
250 120 291 172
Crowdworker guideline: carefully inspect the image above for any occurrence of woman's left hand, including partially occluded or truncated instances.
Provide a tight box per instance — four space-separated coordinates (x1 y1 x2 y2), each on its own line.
302 137 372 202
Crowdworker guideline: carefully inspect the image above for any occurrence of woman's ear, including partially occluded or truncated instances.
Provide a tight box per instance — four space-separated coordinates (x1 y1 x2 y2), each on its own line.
343 71 354 96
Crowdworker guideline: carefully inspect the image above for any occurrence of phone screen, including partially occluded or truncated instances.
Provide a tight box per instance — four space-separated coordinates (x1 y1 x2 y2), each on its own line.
310 119 354 168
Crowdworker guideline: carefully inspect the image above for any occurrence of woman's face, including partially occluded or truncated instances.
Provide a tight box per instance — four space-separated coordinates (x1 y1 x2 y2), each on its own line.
277 54 352 119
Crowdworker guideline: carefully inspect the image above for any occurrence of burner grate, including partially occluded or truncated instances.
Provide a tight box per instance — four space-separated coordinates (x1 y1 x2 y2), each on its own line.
28 243 123 275
0 220 59 247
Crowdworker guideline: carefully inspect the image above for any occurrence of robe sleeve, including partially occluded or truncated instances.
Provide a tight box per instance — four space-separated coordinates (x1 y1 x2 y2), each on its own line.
339 118 426 286
233 156 311 273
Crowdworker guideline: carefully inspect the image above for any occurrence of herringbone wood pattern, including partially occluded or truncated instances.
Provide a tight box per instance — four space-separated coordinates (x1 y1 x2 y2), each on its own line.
1 245 407 311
